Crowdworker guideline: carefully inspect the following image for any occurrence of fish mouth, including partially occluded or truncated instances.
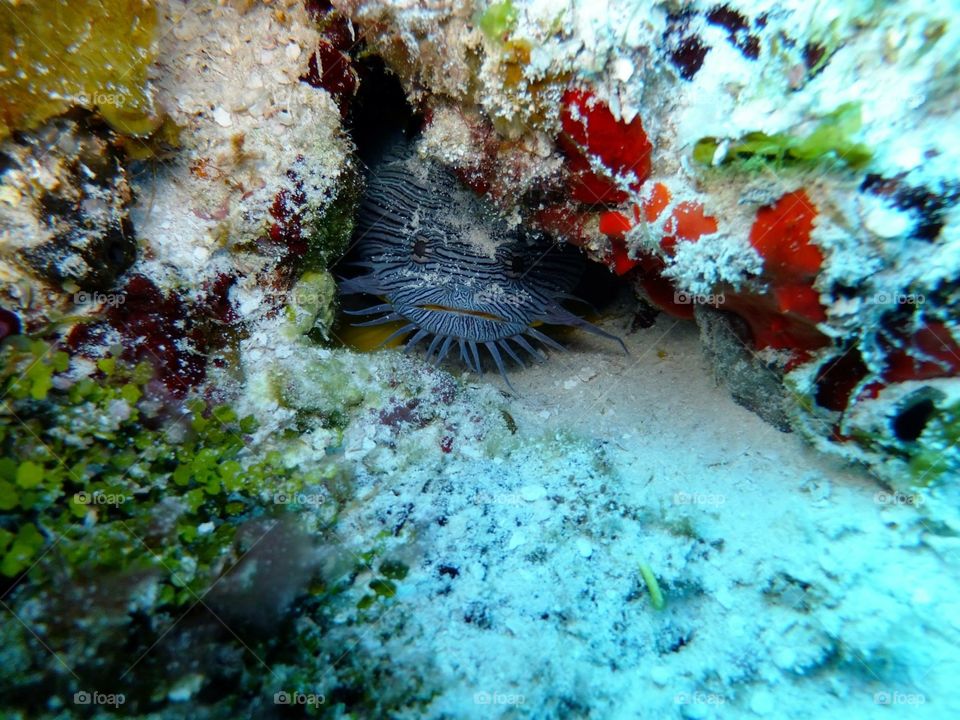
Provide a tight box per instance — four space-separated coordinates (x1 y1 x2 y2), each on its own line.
417 303 508 323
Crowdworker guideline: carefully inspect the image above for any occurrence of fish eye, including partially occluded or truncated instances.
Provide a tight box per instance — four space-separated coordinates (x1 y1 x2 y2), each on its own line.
411 237 429 263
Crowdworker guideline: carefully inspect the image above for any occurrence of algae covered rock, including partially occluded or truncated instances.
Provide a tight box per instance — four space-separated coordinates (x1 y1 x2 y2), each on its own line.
695 306 792 432
285 270 339 340
0 337 362 716
0 113 136 291
0 0 160 140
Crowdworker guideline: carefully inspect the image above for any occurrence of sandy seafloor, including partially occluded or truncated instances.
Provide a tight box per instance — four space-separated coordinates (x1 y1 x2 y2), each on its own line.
321 302 957 720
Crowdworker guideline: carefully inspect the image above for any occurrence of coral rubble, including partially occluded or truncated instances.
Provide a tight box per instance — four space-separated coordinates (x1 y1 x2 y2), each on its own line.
0 114 137 292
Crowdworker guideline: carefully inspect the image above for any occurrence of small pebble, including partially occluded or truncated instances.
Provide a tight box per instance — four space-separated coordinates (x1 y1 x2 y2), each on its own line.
0 186 21 206
750 690 775 715
772 647 796 670
576 538 593 558
167 673 204 702
519 485 546 502
714 588 735 609
680 702 708 720
213 107 233 127
650 666 671 686
612 57 634 82
863 206 910 238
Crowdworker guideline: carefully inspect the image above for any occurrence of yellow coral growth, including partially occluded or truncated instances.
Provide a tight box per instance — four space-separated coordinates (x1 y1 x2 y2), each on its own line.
0 0 159 141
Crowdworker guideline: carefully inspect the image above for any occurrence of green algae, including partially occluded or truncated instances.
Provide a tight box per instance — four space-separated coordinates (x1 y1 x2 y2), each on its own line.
0 0 160 141
0 329 435 716
0 334 368 715
271 346 371 426
0 337 340 584
693 102 873 170
908 400 960 486
638 562 666 611
478 0 519 42
285 271 339 341
303 165 362 272
379 558 410 581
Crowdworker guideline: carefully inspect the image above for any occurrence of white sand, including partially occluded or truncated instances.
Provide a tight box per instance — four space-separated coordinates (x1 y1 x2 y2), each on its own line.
308 303 957 719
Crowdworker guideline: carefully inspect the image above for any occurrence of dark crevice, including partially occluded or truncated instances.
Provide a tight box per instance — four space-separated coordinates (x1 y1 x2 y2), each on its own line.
814 349 869 412
892 397 936 442
664 11 710 80
348 54 421 168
